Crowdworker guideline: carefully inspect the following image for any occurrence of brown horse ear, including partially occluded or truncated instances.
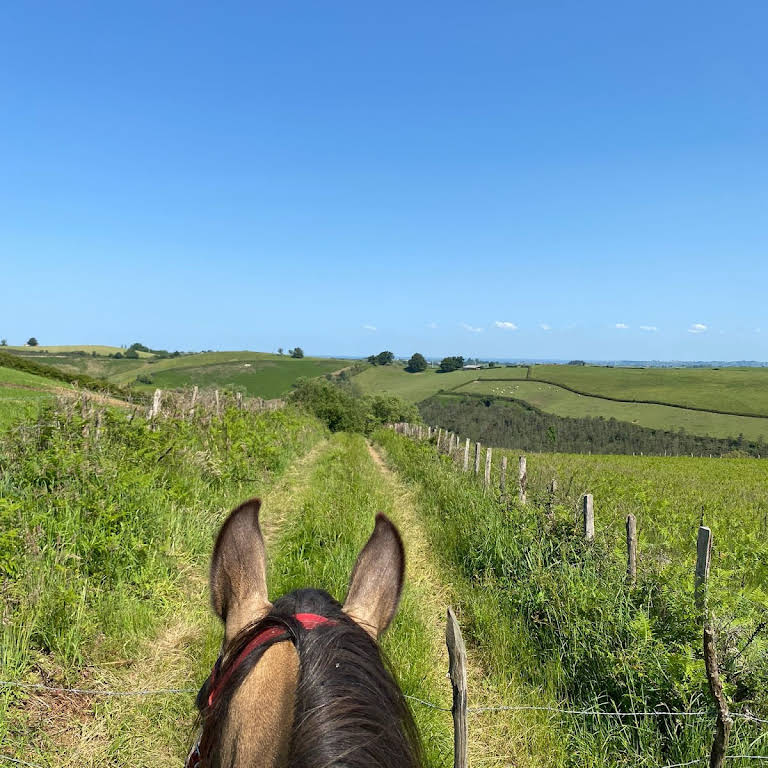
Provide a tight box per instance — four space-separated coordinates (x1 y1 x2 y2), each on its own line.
210 498 271 642
343 514 405 638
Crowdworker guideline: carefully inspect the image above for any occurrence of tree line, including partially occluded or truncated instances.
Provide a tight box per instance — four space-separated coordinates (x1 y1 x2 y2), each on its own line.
419 393 768 457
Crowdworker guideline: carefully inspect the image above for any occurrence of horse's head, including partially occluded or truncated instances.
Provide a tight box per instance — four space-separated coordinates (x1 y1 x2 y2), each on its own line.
189 498 422 768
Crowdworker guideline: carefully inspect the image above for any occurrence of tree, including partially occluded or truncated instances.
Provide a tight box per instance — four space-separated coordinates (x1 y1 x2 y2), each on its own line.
406 352 428 373
278 347 284 355
438 356 464 373
291 347 304 359
0 339 7 346
26 337 38 347
124 348 140 359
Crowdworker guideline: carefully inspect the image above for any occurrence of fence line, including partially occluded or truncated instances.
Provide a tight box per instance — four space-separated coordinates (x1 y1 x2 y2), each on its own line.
389 422 768 766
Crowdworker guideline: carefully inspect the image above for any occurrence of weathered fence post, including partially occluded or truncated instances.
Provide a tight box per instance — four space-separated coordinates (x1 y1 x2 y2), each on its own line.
695 526 732 768
518 456 527 505
583 494 594 541
695 526 712 619
188 386 198 420
500 456 507 495
214 389 221 417
446 608 468 768
547 478 557 520
484 447 492 490
149 389 163 427
626 514 637 586
704 623 732 768
474 442 481 475
463 438 470 472
437 428 443 451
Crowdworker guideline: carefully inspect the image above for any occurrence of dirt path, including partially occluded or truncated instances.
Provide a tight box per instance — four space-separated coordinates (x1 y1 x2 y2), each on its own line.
27 440 331 768
367 441 548 768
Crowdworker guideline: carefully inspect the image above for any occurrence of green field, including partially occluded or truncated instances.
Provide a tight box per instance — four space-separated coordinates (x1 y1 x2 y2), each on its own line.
0 366 60 430
5 350 351 400
528 364 768 417
5 344 153 357
354 363 528 402
459 380 768 441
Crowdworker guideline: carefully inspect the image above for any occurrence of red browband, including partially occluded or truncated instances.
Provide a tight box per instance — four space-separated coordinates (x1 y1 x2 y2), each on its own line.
207 613 334 707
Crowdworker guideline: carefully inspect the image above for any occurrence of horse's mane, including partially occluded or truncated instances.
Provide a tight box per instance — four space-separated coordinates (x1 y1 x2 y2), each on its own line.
196 588 423 768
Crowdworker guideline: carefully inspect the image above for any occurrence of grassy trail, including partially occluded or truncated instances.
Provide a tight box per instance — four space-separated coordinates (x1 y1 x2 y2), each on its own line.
367 441 561 768
11 440 331 768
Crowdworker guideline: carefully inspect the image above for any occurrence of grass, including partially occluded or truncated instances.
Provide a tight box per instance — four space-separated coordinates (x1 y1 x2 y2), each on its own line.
0 401 327 765
15 350 351 399
374 428 768 767
354 364 528 402
5 345 154 357
527 364 768 417
142 356 349 398
458 380 768 441
0 366 60 431
267 433 454 767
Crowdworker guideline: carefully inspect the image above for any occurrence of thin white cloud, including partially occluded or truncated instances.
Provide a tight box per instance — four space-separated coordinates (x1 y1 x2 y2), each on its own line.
640 325 658 332
540 323 552 331
460 323 484 333
688 323 708 334
426 321 438 329
363 324 377 331
494 321 518 330
615 323 629 329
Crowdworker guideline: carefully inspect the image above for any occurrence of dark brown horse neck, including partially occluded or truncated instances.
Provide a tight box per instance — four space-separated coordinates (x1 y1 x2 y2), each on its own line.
196 588 423 768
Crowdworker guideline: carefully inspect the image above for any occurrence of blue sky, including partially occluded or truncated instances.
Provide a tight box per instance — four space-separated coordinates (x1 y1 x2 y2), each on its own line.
1 1 767 360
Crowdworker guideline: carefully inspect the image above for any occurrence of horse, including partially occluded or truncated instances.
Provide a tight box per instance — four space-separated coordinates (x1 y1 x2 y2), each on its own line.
186 497 423 768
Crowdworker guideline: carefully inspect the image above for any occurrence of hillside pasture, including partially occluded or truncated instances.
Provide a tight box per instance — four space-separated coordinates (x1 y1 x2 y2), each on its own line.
5 344 153 357
0 366 59 430
354 363 528 402
133 354 350 398
458 380 768 441
528 364 768 417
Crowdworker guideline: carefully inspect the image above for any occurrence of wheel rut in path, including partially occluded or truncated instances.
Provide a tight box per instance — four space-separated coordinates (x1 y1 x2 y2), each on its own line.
367 441 556 768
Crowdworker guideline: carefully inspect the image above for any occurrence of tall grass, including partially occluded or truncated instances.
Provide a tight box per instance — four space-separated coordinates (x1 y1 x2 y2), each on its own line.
0 400 325 754
374 429 767 767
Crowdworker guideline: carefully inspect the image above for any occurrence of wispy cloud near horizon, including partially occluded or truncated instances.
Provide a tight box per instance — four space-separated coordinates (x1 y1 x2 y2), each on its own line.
362 324 377 331
461 323 484 333
615 323 629 329
640 325 658 332
688 323 708 334
494 320 518 330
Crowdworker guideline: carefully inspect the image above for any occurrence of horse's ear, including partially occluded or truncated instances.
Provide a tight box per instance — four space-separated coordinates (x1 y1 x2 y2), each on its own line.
210 498 271 642
343 514 405 638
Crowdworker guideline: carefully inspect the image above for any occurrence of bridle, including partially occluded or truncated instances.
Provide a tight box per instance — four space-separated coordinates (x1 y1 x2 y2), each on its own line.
185 613 336 768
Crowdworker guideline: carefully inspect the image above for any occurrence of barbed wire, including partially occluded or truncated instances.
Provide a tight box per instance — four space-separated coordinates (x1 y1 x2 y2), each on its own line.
2 680 766 727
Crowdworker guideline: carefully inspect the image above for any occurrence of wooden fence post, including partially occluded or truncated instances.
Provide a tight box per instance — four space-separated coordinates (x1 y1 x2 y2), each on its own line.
149 389 163 427
626 514 637 586
695 526 712 619
484 447 492 490
188 386 198 420
446 608 468 768
583 494 594 541
695 527 732 768
518 456 527 505
474 442 481 475
547 478 557 520
214 389 221 417
463 439 470 472
500 456 507 495
437 428 443 451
